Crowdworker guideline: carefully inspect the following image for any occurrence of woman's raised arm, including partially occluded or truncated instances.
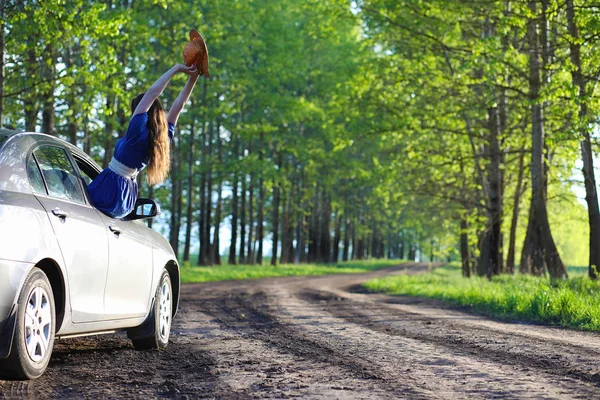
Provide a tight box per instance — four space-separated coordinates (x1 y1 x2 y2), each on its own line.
133 64 198 116
167 72 200 126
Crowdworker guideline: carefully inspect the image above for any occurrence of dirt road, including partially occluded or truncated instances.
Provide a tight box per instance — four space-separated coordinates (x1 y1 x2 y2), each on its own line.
2 262 600 399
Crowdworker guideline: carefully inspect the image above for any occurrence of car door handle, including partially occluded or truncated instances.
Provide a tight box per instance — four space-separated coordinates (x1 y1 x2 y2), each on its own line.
109 225 122 235
51 208 69 219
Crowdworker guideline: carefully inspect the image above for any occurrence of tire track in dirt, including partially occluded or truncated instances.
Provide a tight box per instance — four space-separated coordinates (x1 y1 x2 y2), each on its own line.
300 288 600 387
347 282 600 351
196 281 597 399
196 291 427 398
256 286 597 399
178 292 419 398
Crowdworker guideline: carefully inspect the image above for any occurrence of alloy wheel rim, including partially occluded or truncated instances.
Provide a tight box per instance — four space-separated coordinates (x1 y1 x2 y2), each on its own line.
158 279 171 342
24 286 52 362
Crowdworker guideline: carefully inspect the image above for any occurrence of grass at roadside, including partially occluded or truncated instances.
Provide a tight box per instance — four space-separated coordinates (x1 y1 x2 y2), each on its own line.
364 263 600 331
180 259 406 283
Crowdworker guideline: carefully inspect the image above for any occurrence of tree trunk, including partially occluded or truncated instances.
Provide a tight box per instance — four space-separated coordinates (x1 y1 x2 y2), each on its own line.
357 237 364 260
271 152 282 266
197 171 207 265
485 104 504 278
257 170 265 266
175 140 184 256
295 213 304 263
82 112 91 154
63 44 80 145
520 1 567 279
281 177 294 264
351 217 357 260
295 172 306 263
256 133 265 265
205 120 216 265
41 44 56 135
24 45 38 131
506 150 526 274
147 186 154 229
197 123 208 266
229 137 239 265
320 192 331 262
183 120 196 262
342 213 350 262
212 124 223 265
197 81 209 266
429 238 434 262
407 245 414 261
67 111 77 145
371 222 378 259
280 178 290 264
478 230 489 276
566 0 600 279
247 140 254 264
169 136 181 255
541 0 551 204
286 181 295 263
308 189 319 262
520 204 534 275
213 181 222 265
95 0 128 147
398 234 405 259
239 173 247 264
247 175 254 264
460 218 471 277
205 121 214 264
102 93 118 169
332 212 341 263
356 213 364 260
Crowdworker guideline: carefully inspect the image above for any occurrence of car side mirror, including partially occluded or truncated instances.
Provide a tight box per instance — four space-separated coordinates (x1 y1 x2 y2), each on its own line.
125 198 161 220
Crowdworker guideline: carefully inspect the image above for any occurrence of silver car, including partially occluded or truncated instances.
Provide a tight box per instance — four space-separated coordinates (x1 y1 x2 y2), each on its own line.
0 129 180 380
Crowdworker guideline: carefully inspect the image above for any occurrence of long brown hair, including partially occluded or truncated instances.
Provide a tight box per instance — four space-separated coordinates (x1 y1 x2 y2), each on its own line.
131 93 171 185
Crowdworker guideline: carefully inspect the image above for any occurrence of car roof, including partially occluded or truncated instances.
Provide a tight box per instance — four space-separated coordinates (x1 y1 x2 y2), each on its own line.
0 129 101 171
0 129 103 193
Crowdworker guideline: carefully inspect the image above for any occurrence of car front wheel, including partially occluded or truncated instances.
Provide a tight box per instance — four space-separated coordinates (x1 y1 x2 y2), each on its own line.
130 269 172 350
0 267 55 380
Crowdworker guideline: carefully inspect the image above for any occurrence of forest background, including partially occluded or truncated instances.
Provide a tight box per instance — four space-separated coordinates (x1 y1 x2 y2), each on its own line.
1 0 598 279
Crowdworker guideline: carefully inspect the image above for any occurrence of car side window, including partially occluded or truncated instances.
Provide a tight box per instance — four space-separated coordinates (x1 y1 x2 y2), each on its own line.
74 157 99 186
34 146 85 204
27 155 46 194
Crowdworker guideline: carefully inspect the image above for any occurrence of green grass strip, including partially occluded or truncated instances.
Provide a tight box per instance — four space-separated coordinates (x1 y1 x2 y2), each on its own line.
181 259 406 283
364 263 600 331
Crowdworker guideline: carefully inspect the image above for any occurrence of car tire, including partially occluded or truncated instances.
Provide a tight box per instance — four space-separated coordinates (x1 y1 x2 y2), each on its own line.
0 267 55 380
130 269 172 350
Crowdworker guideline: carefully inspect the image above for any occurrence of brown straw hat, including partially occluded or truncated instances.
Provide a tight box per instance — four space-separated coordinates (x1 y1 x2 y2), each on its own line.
183 29 210 77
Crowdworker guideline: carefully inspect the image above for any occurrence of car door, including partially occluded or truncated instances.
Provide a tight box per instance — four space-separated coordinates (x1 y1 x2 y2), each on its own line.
97 213 154 320
72 157 154 320
31 145 110 323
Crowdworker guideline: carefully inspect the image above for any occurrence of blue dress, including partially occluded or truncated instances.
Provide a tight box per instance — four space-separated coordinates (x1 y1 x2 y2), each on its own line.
88 112 175 218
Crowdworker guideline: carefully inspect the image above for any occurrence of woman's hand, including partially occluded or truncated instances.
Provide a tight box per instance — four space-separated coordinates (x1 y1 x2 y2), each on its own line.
175 64 199 77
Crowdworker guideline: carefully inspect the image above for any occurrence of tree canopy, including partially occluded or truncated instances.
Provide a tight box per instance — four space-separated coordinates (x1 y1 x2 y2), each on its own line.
1 0 597 277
